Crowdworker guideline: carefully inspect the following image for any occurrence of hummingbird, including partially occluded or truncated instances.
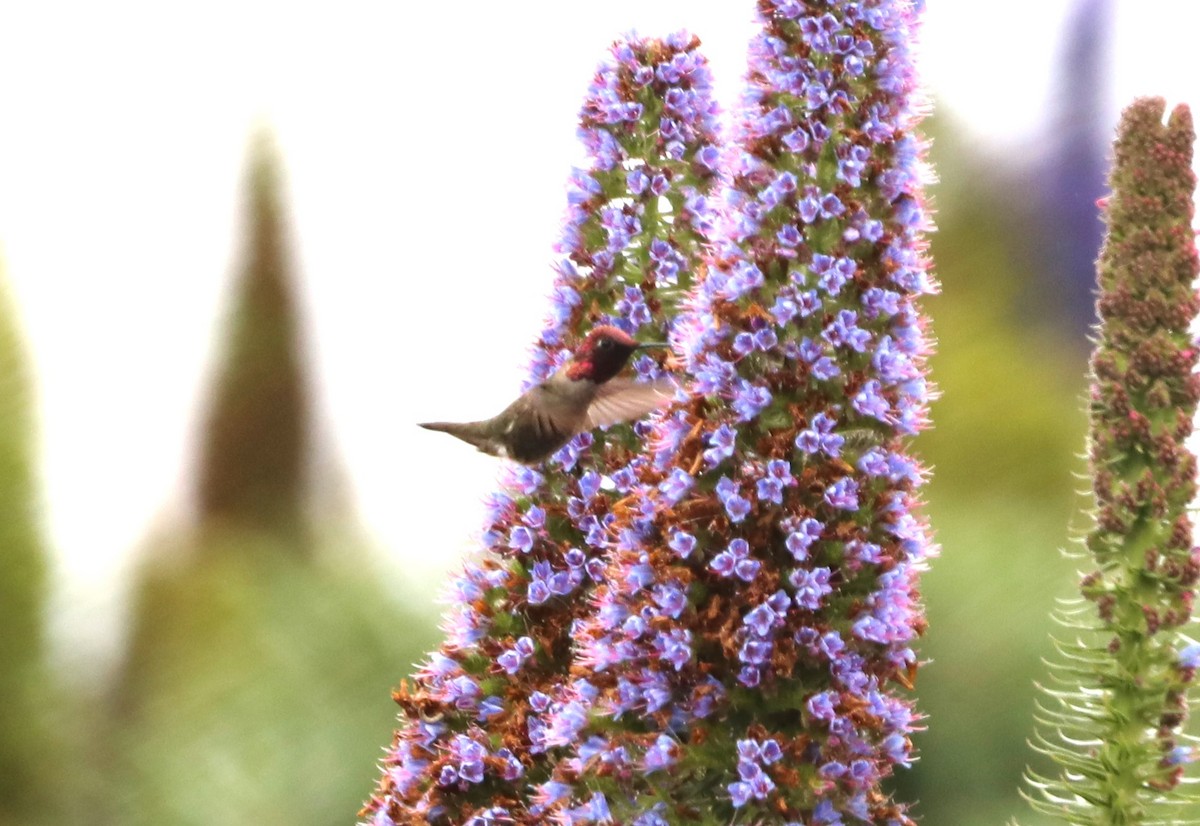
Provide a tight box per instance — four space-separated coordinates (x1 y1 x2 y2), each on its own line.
419 326 674 464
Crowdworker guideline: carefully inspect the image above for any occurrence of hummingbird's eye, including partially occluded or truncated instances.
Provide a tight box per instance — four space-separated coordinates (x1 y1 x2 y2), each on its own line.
597 338 612 350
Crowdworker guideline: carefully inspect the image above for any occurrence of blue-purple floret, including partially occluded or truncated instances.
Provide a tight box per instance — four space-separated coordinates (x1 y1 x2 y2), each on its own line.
541 1 932 823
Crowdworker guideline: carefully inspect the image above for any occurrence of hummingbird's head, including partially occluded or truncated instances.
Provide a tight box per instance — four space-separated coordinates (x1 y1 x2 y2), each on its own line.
567 326 647 383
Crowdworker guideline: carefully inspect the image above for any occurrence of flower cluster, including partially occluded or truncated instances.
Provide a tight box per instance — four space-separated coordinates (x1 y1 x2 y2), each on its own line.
540 1 935 822
1026 98 1200 822
730 737 785 806
360 33 721 826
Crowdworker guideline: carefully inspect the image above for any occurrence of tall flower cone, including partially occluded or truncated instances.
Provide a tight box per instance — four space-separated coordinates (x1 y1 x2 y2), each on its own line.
1025 98 1200 823
538 2 936 823
362 33 722 825
107 133 431 826
117 135 315 718
196 132 311 550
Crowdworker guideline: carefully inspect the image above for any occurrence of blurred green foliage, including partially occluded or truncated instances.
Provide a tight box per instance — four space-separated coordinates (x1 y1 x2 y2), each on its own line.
109 536 433 825
891 118 1092 826
0 268 63 826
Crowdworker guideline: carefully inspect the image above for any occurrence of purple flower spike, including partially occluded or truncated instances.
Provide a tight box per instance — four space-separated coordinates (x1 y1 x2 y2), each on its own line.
540 3 934 824
362 32 721 826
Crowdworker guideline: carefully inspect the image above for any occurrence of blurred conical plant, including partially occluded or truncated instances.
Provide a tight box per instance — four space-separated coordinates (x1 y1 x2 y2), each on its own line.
1025 98 1200 824
362 33 722 825
0 265 57 826
196 132 310 550
117 131 315 711
108 133 436 826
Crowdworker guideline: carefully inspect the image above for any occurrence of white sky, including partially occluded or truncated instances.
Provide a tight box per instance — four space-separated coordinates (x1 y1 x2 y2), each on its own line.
0 0 1197 657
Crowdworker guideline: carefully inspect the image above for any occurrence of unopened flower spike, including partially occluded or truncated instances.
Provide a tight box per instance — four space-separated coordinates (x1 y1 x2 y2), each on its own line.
360 32 722 826
540 1 936 823
1024 97 1200 824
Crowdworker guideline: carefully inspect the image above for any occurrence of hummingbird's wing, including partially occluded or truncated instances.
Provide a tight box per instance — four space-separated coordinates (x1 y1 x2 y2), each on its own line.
584 378 676 430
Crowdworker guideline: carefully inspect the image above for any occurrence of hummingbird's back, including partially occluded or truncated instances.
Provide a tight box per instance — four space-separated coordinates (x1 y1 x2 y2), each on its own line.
417 326 670 464
417 376 591 464
497 378 592 463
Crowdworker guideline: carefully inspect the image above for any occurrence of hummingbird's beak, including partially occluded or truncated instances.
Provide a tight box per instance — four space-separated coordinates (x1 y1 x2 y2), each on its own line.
635 341 669 349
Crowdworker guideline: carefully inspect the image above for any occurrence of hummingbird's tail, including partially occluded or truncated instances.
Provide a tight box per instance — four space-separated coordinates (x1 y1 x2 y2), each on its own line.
418 421 493 453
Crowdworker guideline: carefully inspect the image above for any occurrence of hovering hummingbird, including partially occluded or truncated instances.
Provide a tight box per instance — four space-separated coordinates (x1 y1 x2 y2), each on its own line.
419 326 673 464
